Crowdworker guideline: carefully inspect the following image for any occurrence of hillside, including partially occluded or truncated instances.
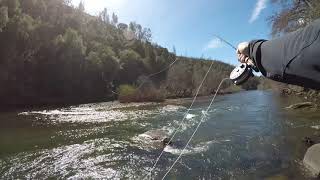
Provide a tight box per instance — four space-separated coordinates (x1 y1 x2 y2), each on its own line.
165 57 235 98
0 0 256 106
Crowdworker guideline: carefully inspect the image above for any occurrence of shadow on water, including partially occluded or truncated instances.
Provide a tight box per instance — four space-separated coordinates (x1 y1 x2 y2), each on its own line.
0 90 319 179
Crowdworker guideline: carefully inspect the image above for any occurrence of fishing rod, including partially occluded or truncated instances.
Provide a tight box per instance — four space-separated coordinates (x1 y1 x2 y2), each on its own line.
213 35 258 85
213 35 237 50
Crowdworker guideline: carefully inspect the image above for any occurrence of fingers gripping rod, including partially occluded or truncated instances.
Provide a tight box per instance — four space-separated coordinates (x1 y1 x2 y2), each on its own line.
213 35 259 85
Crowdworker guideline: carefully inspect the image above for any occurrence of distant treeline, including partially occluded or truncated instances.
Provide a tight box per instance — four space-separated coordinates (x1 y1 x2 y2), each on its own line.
0 0 259 106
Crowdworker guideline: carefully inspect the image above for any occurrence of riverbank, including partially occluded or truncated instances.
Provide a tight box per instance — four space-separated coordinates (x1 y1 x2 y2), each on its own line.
0 96 113 112
0 88 242 112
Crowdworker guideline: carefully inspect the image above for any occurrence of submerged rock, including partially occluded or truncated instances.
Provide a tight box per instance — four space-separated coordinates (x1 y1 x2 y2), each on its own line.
142 130 169 141
303 143 320 177
285 102 315 109
138 130 173 148
162 137 172 146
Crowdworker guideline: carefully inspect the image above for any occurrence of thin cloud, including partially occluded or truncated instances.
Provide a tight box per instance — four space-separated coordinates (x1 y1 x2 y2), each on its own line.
249 0 268 23
204 38 224 51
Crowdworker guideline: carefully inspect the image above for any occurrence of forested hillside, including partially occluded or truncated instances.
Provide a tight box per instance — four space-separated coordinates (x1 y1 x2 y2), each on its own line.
0 0 253 106
268 0 320 102
166 57 237 98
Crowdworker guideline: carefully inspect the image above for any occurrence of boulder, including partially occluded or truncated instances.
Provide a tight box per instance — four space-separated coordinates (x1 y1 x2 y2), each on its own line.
143 130 169 141
303 143 320 177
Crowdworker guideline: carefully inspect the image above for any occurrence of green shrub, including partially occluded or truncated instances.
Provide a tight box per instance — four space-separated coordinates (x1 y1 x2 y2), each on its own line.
118 84 165 103
118 84 137 103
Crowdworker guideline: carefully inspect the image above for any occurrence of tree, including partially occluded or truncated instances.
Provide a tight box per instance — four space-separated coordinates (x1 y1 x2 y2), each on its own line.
78 1 85 12
99 8 109 24
269 0 320 36
117 23 128 31
52 28 86 95
119 49 146 84
54 28 86 59
0 6 8 32
15 14 38 41
128 21 152 41
172 46 176 55
4 0 21 17
141 27 152 41
112 12 118 25
0 0 238 105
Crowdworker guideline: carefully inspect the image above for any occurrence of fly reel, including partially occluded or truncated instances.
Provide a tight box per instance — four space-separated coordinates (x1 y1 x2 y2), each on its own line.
230 63 254 85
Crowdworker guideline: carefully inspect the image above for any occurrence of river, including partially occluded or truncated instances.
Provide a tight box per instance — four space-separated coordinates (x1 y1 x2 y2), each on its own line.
0 90 320 179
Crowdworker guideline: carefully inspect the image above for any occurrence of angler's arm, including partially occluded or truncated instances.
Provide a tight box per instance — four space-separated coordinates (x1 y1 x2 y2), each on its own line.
248 18 320 89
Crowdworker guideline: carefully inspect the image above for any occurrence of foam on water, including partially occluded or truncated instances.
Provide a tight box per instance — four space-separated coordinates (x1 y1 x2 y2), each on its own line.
202 110 209 116
158 112 205 133
161 105 186 113
18 104 157 123
225 106 241 112
163 140 219 155
186 113 196 119
311 125 320 130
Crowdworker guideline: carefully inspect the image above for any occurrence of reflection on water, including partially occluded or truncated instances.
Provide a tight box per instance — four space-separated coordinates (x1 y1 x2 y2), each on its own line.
0 91 320 179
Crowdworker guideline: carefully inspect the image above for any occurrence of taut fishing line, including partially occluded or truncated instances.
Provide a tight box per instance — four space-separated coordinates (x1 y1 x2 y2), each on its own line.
136 57 178 90
161 78 229 179
112 57 178 95
144 60 215 179
147 35 255 179
159 35 261 178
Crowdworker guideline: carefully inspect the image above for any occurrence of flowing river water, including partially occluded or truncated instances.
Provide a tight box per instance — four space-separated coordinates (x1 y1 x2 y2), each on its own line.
1 90 320 179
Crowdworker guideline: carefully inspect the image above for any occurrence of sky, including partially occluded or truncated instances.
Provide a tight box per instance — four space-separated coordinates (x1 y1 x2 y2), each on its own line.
71 0 276 65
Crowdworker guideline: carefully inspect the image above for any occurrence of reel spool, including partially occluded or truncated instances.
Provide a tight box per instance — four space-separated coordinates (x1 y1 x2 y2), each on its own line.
230 63 254 85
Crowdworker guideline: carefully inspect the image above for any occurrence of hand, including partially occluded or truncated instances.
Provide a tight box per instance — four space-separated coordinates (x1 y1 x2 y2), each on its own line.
236 42 255 66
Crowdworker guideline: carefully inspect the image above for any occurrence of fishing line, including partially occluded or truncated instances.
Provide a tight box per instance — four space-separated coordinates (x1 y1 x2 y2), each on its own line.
161 78 229 180
111 36 231 95
112 57 179 95
146 35 235 179
144 60 215 180
136 57 178 90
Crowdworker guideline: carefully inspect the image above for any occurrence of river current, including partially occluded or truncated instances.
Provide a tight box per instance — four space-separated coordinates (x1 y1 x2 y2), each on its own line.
1 91 320 179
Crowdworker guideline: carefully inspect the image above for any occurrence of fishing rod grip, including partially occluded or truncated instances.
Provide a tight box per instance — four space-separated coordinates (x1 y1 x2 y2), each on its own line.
247 59 255 67
247 59 259 72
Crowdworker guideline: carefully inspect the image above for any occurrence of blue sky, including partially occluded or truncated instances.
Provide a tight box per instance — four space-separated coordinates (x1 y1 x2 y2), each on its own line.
72 0 276 65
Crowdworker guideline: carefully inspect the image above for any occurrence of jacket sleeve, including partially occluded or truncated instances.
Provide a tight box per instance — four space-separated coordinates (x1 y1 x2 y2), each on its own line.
248 18 320 87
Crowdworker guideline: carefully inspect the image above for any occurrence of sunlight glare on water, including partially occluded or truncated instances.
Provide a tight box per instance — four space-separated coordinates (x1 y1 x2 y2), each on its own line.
0 91 319 179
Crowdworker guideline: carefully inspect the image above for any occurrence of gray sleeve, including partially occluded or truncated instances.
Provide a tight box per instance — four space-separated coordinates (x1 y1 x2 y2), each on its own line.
248 40 267 76
248 18 320 85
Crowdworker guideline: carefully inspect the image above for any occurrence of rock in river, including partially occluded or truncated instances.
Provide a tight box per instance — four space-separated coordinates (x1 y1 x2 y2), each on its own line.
137 129 172 149
285 102 315 109
303 143 320 177
141 130 169 140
